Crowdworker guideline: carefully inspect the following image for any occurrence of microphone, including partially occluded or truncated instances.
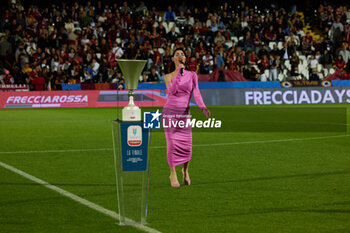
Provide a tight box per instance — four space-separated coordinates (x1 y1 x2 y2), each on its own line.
179 60 185 76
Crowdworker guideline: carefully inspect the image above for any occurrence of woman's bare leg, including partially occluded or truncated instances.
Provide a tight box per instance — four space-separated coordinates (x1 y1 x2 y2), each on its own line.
169 166 180 187
182 162 190 185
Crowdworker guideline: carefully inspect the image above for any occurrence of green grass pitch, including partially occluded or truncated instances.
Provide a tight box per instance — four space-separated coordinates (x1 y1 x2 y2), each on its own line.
0 104 350 233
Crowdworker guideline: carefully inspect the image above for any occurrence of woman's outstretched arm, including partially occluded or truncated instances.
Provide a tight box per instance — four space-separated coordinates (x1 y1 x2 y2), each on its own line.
192 72 210 117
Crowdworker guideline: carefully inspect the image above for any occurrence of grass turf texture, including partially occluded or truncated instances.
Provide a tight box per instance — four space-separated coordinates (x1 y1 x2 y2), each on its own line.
0 104 349 233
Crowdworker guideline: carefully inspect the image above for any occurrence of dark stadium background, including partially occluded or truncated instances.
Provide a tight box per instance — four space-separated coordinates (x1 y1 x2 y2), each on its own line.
6 0 345 14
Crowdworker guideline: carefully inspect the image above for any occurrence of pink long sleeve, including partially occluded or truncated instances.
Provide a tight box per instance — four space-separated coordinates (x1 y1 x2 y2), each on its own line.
192 72 210 117
167 66 182 95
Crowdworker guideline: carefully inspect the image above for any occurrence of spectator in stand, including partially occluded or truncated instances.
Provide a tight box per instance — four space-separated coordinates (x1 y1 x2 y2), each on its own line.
269 54 278 81
152 47 162 71
174 37 184 49
2 70 14 84
230 17 241 37
167 27 179 43
53 69 66 90
320 49 333 69
237 50 247 73
276 27 285 42
296 28 305 39
158 70 165 82
315 50 322 62
195 41 207 57
241 17 249 33
338 42 350 64
91 58 100 81
68 29 79 51
99 56 110 83
281 42 292 60
147 67 160 82
31 72 46 90
199 57 210 74
258 45 269 59
0 72 4 84
243 31 253 51
125 41 137 59
226 50 238 72
0 36 12 62
265 25 276 42
252 32 262 53
176 11 187 29
331 16 344 42
214 31 226 51
188 56 198 72
346 23 350 42
309 54 319 75
162 46 172 74
270 44 281 57
185 49 192 63
276 55 281 74
112 73 125 90
285 31 300 47
164 6 176 21
334 55 347 71
290 66 303 79
248 50 258 66
137 1 148 15
290 51 300 72
259 54 269 73
214 51 225 69
202 50 214 72
301 37 313 56
112 42 124 60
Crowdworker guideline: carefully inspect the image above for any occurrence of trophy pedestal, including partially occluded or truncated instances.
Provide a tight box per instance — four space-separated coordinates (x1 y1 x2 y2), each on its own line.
112 120 150 225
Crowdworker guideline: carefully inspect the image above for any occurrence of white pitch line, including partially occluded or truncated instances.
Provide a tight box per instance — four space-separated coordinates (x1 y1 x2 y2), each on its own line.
0 161 162 233
152 134 350 148
189 134 350 147
0 148 111 154
1 134 349 154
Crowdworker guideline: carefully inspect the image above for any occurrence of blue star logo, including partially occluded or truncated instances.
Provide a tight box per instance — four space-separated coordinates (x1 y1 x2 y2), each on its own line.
143 110 161 129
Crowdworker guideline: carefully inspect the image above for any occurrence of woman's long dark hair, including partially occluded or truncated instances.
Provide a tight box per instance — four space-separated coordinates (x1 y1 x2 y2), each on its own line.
169 47 186 73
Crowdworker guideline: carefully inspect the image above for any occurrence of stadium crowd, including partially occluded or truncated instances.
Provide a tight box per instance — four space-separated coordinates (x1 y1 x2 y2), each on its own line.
0 0 350 90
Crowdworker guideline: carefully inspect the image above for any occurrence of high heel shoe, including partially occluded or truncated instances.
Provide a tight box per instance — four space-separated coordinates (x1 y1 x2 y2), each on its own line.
169 176 180 187
182 168 191 186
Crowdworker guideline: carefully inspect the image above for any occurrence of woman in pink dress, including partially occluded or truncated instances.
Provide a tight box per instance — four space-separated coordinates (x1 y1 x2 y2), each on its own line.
164 48 210 187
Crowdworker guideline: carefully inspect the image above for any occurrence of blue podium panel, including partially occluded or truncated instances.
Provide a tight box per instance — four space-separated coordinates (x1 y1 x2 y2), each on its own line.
120 122 149 171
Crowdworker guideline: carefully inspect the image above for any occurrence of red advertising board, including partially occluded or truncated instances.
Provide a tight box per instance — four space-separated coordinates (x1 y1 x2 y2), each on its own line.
0 90 168 109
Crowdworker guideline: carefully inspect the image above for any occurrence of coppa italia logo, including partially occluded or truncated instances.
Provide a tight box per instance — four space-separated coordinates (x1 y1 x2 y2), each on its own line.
127 125 142 146
5 95 88 108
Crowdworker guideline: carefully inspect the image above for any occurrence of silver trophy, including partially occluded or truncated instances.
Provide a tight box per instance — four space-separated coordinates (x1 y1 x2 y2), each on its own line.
117 59 147 121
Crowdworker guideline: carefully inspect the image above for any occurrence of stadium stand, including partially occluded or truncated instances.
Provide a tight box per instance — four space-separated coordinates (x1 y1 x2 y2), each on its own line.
0 1 349 90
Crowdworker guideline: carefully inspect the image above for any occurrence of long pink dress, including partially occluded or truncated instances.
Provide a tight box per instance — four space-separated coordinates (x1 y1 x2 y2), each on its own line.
163 66 209 167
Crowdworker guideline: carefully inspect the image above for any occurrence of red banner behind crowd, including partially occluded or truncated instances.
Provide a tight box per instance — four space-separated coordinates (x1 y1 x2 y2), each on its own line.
0 90 167 109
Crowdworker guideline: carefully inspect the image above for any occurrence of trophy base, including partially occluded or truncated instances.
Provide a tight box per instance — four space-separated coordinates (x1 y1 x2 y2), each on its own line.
122 106 141 121
116 220 148 226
